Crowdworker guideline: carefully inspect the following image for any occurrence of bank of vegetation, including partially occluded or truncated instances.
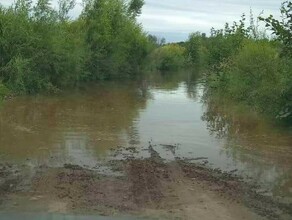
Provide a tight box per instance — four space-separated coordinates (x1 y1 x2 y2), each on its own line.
185 1 292 122
0 0 152 99
1 0 291 123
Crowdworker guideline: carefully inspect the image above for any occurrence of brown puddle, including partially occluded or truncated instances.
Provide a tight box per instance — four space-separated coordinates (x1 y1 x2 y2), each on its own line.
0 72 291 217
0 82 146 165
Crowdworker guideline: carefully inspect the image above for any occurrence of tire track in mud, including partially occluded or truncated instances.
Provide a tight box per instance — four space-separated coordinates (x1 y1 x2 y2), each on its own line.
0 145 291 220
143 144 292 220
124 144 169 208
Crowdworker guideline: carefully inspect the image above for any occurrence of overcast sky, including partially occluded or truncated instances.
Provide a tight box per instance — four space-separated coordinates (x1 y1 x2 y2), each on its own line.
1 0 282 42
139 0 281 42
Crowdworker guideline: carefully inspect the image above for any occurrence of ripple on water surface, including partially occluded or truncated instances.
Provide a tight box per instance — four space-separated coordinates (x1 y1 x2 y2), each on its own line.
0 76 291 202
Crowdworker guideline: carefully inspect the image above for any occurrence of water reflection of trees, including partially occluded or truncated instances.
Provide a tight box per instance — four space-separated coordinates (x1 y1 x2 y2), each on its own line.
201 98 235 138
0 82 147 161
144 69 200 98
202 95 292 199
0 70 202 162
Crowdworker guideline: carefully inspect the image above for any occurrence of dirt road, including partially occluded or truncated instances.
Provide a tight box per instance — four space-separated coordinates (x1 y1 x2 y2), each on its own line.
0 145 291 220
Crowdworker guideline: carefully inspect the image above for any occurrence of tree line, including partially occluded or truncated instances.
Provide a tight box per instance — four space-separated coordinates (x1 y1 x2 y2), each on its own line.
1 0 291 122
0 0 151 96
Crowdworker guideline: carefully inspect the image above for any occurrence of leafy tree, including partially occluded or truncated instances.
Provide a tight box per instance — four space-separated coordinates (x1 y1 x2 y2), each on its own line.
58 0 76 21
186 32 202 65
184 1 292 122
260 1 292 57
0 0 151 93
127 0 144 18
148 44 186 71
84 0 148 79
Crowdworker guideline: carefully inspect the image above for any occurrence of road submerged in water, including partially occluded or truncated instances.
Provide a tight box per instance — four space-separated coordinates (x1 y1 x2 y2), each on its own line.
0 74 291 219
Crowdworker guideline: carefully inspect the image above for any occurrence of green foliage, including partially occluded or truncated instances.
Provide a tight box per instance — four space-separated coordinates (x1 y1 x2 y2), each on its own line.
206 15 249 68
186 32 203 65
147 34 166 47
83 0 148 79
148 44 186 71
259 1 292 57
207 40 292 120
186 15 251 71
127 0 144 18
0 83 9 100
0 0 150 93
58 0 76 21
184 1 292 122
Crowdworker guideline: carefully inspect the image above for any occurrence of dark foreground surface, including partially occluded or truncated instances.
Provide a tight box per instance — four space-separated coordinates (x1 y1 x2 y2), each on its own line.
0 144 291 220
0 213 148 220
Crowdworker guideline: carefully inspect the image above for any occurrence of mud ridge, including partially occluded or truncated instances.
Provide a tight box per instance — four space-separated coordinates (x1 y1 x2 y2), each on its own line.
0 146 291 219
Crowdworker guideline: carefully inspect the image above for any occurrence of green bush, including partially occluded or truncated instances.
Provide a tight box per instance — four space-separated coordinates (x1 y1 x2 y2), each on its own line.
0 0 150 94
208 40 292 119
0 83 9 100
201 2 292 122
148 44 187 71
186 32 202 65
259 1 292 57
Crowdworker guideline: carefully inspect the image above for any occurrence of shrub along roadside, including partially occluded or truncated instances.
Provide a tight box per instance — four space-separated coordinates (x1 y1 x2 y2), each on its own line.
207 40 291 120
0 0 151 95
185 1 292 122
0 83 9 101
146 44 187 72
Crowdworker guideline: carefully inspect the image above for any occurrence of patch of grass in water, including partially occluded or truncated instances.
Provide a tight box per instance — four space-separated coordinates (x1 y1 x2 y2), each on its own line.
0 83 10 104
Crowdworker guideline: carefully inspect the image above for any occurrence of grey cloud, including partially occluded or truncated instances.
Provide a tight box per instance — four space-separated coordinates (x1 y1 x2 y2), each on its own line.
0 0 282 42
139 0 281 42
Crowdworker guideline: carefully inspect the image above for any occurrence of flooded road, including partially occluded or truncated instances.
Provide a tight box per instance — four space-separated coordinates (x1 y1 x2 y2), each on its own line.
0 72 291 215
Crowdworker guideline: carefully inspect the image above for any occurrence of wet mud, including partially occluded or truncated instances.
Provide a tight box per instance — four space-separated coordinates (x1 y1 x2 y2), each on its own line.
1 145 291 220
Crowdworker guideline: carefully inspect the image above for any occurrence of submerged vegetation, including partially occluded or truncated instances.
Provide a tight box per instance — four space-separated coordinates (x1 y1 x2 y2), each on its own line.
0 83 8 102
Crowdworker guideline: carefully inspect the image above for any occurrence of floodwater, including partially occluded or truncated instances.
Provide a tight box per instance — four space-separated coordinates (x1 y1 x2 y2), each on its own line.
0 71 291 203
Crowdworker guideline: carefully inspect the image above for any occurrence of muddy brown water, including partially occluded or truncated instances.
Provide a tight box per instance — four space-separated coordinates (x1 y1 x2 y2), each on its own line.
0 72 291 208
